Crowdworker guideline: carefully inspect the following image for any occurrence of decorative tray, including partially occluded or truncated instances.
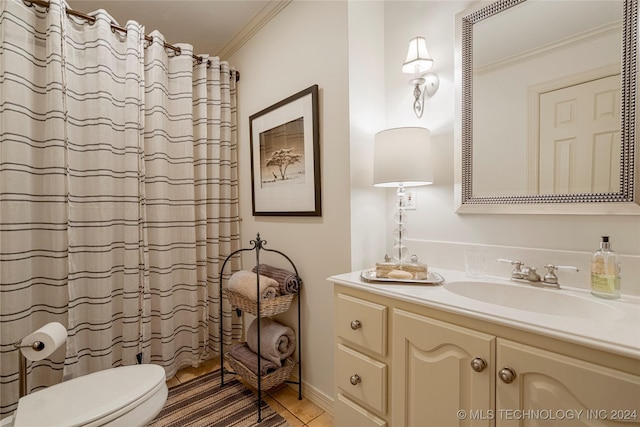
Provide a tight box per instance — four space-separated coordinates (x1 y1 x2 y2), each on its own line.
360 269 445 285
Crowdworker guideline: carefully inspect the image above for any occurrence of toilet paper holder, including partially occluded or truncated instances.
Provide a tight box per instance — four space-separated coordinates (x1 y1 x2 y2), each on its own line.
13 322 68 398
14 341 45 351
14 341 46 398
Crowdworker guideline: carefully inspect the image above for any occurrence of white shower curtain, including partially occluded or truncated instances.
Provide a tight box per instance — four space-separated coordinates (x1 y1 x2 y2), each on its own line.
0 0 241 417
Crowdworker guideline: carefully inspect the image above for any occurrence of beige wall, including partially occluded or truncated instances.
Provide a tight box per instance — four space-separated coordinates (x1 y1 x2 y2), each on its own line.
229 0 351 408
348 1 387 271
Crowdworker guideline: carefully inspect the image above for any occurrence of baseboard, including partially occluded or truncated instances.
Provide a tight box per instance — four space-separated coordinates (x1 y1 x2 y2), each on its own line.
286 375 334 415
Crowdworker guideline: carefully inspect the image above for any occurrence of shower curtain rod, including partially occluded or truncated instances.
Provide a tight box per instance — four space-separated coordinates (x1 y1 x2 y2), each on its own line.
24 0 240 82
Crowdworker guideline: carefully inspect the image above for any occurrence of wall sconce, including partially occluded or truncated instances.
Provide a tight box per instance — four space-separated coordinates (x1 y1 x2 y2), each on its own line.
402 36 440 118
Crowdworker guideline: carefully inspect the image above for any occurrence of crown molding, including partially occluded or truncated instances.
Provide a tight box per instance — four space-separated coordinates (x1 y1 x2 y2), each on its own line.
217 0 292 60
475 21 621 75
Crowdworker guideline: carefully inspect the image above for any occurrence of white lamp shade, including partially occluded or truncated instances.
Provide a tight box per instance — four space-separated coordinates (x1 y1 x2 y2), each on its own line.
402 36 433 74
373 127 433 187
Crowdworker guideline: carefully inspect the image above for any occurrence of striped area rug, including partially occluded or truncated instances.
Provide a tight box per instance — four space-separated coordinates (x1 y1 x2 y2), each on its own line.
148 369 289 427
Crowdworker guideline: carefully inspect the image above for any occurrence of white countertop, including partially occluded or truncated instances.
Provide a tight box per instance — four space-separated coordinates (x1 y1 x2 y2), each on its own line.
329 268 640 360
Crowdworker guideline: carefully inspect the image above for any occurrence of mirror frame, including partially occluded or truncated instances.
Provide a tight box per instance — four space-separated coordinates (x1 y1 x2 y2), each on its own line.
454 0 639 214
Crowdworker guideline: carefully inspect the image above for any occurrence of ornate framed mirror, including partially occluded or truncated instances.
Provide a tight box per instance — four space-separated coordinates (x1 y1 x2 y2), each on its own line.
454 0 639 214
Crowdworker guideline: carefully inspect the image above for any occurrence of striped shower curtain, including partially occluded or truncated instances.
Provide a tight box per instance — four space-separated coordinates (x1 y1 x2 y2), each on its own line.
0 0 242 417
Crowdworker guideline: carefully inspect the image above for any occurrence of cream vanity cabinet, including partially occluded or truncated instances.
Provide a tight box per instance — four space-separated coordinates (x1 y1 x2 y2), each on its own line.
333 282 640 427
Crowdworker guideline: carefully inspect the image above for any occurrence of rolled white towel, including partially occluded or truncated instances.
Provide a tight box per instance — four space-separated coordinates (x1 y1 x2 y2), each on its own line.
247 317 296 367
228 270 280 300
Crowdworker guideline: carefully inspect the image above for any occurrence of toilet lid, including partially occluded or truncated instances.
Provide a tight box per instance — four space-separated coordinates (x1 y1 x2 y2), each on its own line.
14 364 166 427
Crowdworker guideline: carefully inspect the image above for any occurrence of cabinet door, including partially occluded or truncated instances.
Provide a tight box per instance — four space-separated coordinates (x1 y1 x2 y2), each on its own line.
392 309 495 427
496 339 640 427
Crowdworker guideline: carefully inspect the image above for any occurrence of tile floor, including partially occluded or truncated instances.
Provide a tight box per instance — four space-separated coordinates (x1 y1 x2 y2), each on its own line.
167 358 334 427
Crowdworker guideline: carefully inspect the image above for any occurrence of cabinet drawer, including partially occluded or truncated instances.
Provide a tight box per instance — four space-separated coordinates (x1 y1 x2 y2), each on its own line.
336 293 387 356
337 343 387 414
335 393 387 427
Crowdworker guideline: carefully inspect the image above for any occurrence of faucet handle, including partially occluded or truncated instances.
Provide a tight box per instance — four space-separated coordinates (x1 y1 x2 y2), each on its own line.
543 264 579 285
556 265 579 272
544 264 579 273
497 259 523 269
543 265 559 284
498 259 525 279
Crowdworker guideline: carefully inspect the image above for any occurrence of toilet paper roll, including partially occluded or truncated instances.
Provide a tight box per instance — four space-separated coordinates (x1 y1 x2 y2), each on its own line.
20 322 68 361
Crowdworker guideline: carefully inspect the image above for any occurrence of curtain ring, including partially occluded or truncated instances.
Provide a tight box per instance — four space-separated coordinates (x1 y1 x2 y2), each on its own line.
164 43 181 57
110 21 128 40
23 0 49 12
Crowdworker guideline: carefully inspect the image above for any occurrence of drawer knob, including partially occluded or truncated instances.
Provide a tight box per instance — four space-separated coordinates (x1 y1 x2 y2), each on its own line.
499 367 517 384
350 374 361 385
470 357 487 372
350 320 362 330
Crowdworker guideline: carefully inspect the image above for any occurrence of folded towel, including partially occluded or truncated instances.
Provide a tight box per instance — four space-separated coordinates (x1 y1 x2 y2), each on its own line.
252 264 301 295
228 343 279 376
247 317 296 367
227 270 280 300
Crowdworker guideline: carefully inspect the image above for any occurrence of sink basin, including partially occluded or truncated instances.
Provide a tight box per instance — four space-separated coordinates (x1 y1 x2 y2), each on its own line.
443 281 624 320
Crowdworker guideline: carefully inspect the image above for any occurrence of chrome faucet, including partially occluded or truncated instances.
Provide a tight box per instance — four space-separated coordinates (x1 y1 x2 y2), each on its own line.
498 259 578 288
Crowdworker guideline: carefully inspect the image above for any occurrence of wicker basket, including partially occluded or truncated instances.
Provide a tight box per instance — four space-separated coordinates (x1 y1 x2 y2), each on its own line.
224 289 294 317
224 352 295 390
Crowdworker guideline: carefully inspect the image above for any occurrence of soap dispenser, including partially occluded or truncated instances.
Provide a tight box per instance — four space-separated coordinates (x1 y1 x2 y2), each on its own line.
590 236 621 299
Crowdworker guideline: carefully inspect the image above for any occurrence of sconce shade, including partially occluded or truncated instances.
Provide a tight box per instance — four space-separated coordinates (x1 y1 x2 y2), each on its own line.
402 36 433 74
373 127 433 188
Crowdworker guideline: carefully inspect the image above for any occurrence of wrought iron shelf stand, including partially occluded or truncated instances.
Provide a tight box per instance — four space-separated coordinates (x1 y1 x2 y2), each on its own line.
219 233 302 422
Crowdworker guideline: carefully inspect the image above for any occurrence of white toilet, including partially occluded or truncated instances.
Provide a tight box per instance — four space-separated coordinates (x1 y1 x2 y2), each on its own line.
4 364 168 427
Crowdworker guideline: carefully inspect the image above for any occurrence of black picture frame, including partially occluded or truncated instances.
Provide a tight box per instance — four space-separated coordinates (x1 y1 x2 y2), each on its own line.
249 85 321 216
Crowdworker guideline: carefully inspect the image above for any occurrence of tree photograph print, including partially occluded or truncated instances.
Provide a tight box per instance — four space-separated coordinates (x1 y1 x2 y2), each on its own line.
259 117 305 188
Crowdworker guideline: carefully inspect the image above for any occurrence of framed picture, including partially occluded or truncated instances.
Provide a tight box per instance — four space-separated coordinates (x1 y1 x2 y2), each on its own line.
249 85 321 216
